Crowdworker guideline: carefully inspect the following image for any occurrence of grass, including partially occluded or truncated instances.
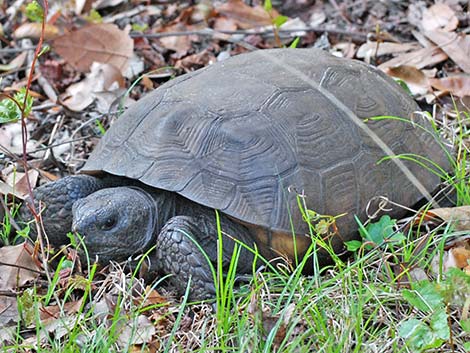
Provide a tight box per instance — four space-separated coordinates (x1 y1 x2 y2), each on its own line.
1 108 470 352
2 214 468 352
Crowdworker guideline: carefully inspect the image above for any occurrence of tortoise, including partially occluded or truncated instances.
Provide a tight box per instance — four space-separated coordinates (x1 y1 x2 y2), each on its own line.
23 48 450 299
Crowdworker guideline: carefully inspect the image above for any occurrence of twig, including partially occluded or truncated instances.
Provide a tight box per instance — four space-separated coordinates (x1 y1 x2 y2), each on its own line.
0 260 43 274
30 135 92 154
0 47 36 55
130 26 369 42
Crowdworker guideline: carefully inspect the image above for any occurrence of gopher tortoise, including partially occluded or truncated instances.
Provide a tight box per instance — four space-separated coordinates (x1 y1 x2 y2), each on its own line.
24 48 450 299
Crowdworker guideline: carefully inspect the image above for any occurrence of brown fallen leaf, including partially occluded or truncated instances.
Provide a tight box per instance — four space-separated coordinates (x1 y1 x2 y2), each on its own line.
74 0 93 14
116 315 156 347
53 24 133 74
0 243 40 334
448 247 470 270
424 30 470 73
424 206 470 231
175 49 216 72
356 41 420 61
0 52 27 72
0 122 41 157
378 46 448 70
61 62 125 112
39 298 83 323
385 65 430 95
0 242 40 291
0 297 19 329
429 75 470 98
140 287 169 307
421 3 458 32
215 0 279 29
13 22 60 40
2 169 39 199
157 22 194 55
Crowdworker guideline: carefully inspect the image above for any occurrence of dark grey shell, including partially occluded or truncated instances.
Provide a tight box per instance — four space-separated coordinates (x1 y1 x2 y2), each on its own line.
82 48 449 248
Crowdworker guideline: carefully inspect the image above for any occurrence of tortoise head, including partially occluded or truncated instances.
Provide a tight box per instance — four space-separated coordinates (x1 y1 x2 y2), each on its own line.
71 187 157 263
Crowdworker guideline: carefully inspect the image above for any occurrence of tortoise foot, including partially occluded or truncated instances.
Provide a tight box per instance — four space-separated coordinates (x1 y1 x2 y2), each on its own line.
156 216 217 301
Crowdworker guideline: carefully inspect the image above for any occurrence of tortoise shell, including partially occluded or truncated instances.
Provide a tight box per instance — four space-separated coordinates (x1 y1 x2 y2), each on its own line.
82 48 449 250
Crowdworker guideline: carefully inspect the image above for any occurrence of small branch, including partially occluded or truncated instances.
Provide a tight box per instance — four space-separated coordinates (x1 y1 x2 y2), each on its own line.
0 47 36 55
130 26 369 43
0 260 43 274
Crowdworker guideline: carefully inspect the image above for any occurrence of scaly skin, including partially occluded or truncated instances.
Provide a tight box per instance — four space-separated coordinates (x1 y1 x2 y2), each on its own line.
20 175 110 245
154 213 256 300
21 174 259 300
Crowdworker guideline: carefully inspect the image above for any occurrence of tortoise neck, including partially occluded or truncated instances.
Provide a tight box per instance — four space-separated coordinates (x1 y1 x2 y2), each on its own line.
153 190 178 234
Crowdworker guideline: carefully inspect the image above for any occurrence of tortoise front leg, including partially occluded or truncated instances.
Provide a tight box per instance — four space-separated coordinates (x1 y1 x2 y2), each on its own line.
155 213 256 301
19 175 109 246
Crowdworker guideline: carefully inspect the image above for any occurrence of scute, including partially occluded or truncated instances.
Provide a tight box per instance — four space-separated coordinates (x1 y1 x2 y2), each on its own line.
83 48 450 247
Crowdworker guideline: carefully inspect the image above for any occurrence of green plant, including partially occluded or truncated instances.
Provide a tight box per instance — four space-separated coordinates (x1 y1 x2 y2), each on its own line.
0 88 34 124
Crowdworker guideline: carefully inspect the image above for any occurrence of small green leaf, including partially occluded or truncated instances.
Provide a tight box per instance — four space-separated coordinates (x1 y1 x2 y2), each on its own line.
402 281 444 313
95 119 106 135
38 44 50 57
395 78 412 95
359 215 398 246
264 0 272 12
430 309 450 341
18 288 37 327
289 37 300 48
132 23 148 32
59 259 74 270
273 15 288 28
85 9 103 23
463 342 470 351
398 318 432 352
344 240 362 252
25 1 44 22
461 318 470 333
0 97 21 123
15 88 33 117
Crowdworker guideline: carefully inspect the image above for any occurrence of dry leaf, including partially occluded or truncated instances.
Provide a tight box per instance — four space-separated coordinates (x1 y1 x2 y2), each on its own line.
356 41 419 60
116 315 156 347
385 65 430 95
1 169 39 199
214 16 237 32
0 297 19 329
74 0 93 14
13 23 60 40
421 3 458 32
309 8 326 26
141 287 169 307
175 50 216 72
333 42 356 59
61 62 125 112
378 46 448 70
424 30 470 73
0 242 40 291
140 75 154 90
94 0 126 9
426 206 470 231
0 52 27 72
448 247 470 269
53 24 133 74
429 75 470 97
0 123 41 157
157 22 193 54
216 0 279 29
39 299 83 323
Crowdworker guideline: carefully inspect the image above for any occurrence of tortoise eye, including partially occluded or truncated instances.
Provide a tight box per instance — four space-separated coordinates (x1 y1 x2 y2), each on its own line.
102 217 117 230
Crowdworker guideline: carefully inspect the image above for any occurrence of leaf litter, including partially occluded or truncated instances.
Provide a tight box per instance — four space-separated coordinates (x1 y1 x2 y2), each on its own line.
0 0 470 351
